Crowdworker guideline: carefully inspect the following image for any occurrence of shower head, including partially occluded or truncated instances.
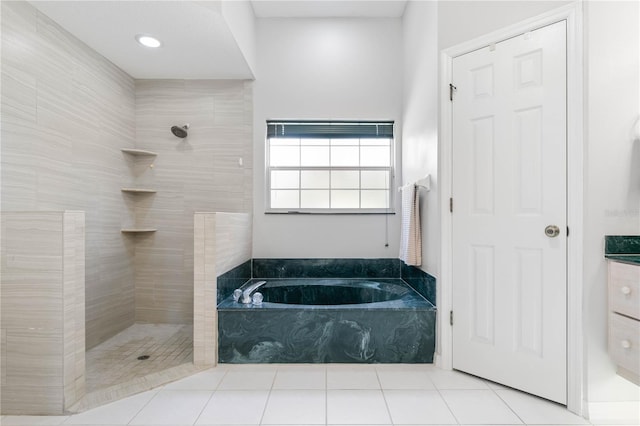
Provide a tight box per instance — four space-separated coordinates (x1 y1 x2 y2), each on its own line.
171 124 189 138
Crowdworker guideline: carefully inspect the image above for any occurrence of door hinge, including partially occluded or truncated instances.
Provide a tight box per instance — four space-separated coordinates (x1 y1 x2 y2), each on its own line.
449 197 453 213
450 310 454 326
567 226 570 237
449 83 457 101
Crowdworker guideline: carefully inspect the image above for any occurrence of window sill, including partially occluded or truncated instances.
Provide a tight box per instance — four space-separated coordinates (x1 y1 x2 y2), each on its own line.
265 210 396 215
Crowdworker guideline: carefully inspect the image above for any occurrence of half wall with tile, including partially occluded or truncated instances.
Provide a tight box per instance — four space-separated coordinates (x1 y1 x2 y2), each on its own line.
194 212 252 366
1 211 85 415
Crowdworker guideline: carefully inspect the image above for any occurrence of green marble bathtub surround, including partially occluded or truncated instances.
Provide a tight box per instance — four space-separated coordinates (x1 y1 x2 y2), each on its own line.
252 258 401 279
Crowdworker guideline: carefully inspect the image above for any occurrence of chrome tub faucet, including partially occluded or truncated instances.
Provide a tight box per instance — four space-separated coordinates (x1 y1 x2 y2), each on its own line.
235 281 267 304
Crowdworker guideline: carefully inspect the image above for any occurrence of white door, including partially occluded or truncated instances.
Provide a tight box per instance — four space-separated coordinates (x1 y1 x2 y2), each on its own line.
452 21 567 404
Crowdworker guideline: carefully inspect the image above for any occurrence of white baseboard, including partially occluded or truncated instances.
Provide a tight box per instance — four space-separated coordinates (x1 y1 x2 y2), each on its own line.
587 401 640 425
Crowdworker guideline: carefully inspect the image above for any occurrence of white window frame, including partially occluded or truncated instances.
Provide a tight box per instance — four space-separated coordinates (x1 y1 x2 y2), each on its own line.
265 121 396 214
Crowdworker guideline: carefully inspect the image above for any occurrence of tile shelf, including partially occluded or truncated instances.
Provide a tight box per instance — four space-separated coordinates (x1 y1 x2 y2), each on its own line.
122 147 157 232
121 148 157 156
121 187 156 193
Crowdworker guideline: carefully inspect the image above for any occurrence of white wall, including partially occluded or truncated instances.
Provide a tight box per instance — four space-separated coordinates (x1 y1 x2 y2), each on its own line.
402 1 439 275
583 0 640 414
221 0 257 77
438 1 571 50
406 0 569 274
252 18 403 258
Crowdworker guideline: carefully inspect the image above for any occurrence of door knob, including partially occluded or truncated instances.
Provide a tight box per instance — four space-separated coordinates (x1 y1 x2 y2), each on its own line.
545 225 560 238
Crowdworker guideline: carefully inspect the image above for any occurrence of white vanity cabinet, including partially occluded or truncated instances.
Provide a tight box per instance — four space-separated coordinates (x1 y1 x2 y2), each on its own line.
608 260 640 385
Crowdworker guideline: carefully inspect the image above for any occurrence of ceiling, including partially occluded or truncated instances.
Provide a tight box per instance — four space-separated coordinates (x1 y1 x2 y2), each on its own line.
251 1 408 18
30 1 253 80
29 1 407 80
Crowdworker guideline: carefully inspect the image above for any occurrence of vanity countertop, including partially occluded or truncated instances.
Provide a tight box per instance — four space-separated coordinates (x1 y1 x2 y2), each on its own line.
605 254 640 266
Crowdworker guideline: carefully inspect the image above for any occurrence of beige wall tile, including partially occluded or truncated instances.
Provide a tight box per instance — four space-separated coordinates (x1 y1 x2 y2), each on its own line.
1 329 7 384
134 80 253 325
1 212 64 329
5 330 63 388
1 272 63 329
1 212 63 272
63 211 86 409
215 212 252 276
1 385 64 415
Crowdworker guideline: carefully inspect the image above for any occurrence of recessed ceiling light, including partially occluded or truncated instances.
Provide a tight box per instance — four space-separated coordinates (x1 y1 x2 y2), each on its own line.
135 34 162 48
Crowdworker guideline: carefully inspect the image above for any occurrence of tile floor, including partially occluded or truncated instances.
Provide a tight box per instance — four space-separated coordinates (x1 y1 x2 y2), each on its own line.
86 324 193 392
1 364 634 426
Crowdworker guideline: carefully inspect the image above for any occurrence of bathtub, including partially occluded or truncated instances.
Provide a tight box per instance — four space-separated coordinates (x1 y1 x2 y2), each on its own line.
217 278 436 363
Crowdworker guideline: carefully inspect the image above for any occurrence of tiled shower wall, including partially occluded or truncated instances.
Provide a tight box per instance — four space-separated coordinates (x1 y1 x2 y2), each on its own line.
134 81 253 324
1 1 136 349
2 1 254 350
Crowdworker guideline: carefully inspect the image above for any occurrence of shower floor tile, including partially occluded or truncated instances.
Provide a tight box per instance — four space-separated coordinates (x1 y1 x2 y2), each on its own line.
86 323 193 392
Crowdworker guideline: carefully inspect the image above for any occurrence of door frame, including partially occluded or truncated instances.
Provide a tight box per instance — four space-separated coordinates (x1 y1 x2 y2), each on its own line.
438 2 584 415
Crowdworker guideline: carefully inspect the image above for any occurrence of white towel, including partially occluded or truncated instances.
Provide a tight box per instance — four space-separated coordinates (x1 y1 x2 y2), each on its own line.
399 184 422 266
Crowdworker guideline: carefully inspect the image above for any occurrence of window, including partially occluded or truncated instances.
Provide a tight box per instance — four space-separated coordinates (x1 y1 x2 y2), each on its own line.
266 121 395 213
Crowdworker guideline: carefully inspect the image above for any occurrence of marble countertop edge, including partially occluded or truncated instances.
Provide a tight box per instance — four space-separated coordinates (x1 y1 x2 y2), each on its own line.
605 254 640 266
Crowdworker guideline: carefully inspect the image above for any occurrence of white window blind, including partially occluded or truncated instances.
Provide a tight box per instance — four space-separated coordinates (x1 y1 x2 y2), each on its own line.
266 121 395 213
